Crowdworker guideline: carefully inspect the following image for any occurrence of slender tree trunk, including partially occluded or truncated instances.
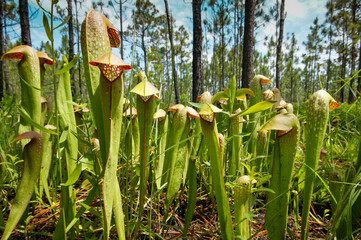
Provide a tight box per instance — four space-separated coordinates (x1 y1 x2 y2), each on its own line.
358 39 361 93
164 0 180 104
233 0 237 78
19 0 31 46
68 0 76 98
220 1 225 90
68 0 74 62
275 0 285 90
192 0 203 102
340 22 347 102
326 30 332 91
142 31 147 75
0 0 3 100
304 62 309 99
290 71 294 102
165 37 170 98
119 0 124 59
238 3 244 88
75 0 82 99
348 0 356 103
241 0 255 88
212 33 216 94
3 0 9 93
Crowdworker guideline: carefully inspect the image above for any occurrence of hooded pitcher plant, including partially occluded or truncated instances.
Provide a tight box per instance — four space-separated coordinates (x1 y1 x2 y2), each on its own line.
234 175 256 239
1 46 41 137
37 51 54 89
163 104 199 220
153 109 168 189
1 132 42 240
89 51 131 239
211 76 254 176
247 75 272 168
183 115 203 237
300 90 340 240
130 71 159 235
199 103 235 240
81 9 120 165
259 108 300 240
124 107 140 163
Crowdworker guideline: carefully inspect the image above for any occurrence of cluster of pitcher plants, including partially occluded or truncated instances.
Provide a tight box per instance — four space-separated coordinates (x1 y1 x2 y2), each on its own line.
1 3 361 240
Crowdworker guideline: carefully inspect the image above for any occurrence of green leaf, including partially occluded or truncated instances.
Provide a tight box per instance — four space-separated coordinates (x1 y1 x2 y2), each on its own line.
211 91 229 104
42 13 53 42
20 75 52 93
55 52 80 75
199 103 223 115
130 80 159 96
36 0 50 14
188 102 204 109
236 88 255 98
252 187 275 194
225 132 251 141
61 164 82 186
231 101 276 118
260 113 298 132
2 132 42 240
19 107 57 135
54 16 70 30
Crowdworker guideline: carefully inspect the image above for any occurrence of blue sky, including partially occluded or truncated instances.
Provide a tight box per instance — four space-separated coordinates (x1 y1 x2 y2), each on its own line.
21 0 328 61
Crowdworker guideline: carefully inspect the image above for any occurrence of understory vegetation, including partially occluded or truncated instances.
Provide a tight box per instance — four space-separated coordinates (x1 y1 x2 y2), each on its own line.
1 1 361 240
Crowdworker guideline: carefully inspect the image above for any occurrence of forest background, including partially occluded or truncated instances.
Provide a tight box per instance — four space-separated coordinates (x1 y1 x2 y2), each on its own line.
1 0 360 105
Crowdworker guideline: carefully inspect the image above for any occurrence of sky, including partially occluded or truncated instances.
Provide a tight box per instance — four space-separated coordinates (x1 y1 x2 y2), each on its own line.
14 0 329 62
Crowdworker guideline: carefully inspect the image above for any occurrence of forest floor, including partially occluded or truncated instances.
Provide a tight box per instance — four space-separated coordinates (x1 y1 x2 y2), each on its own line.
4 188 330 240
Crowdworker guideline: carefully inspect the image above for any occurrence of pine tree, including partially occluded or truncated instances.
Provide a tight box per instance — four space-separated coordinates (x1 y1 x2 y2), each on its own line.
164 0 180 103
241 0 255 88
275 0 285 90
192 0 203 102
19 0 31 46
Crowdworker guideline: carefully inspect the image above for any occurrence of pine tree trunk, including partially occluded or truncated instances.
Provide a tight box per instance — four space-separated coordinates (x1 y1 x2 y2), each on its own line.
238 4 244 88
241 0 255 88
142 31 147 76
74 0 82 99
192 0 203 102
220 1 225 90
3 5 9 93
164 0 180 104
348 0 356 103
119 0 124 59
358 39 361 93
0 0 3 100
275 0 285 90
340 23 346 102
19 0 31 46
68 0 76 98
326 28 332 91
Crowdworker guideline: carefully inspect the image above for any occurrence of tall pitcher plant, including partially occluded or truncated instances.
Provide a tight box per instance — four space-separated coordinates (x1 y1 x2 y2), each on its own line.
247 75 272 165
1 132 42 240
301 90 339 239
130 71 159 236
1 46 41 137
261 107 300 240
89 52 131 239
81 9 121 165
81 9 131 239
198 103 235 240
